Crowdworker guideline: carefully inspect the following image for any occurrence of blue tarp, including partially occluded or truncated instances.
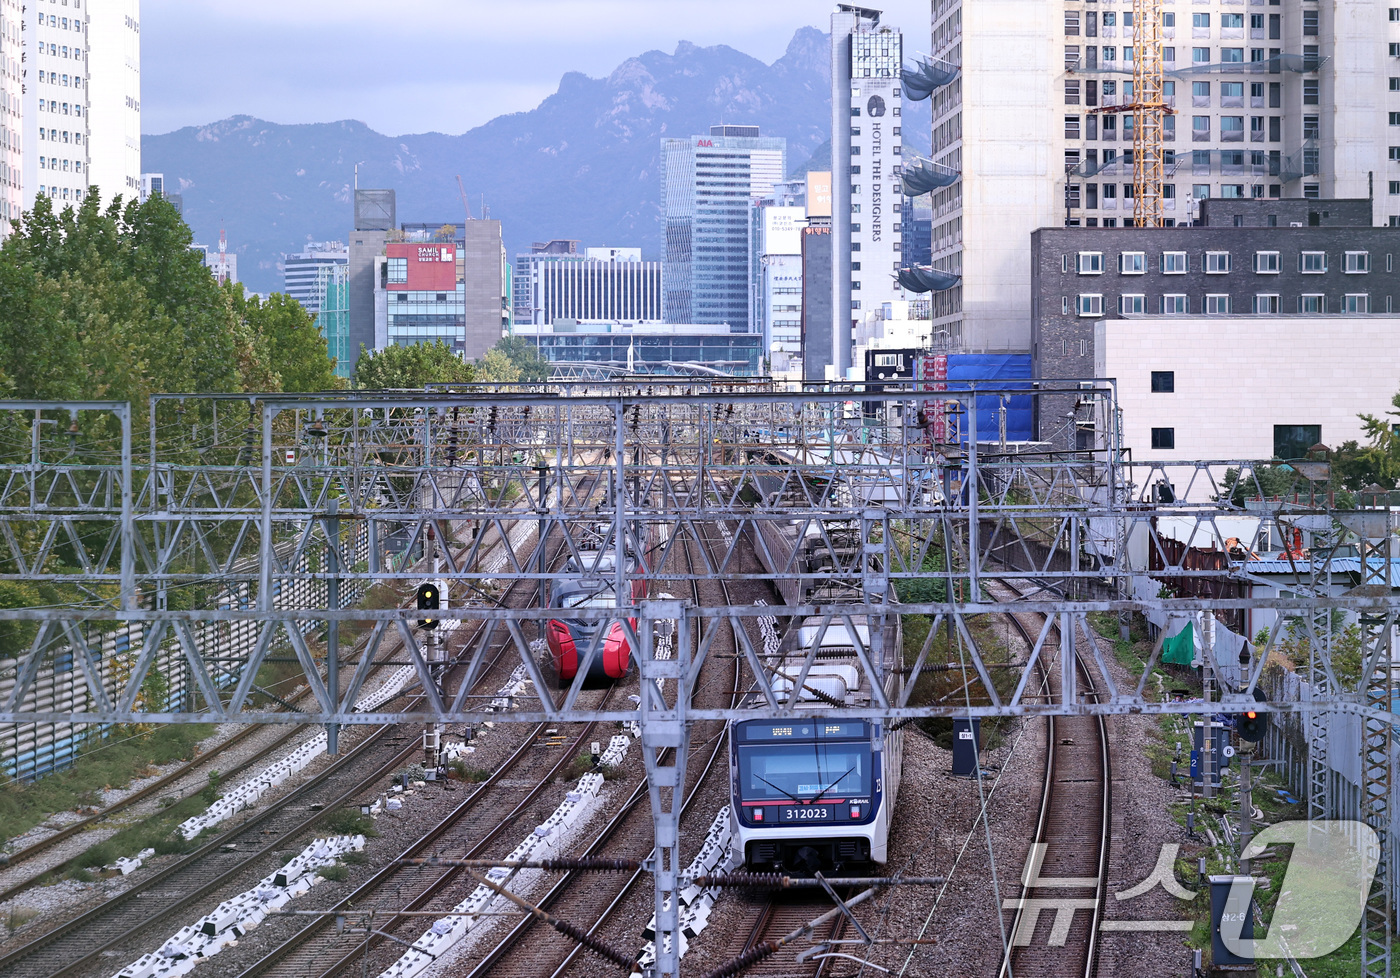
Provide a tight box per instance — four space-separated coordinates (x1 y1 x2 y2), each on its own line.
945 354 1034 444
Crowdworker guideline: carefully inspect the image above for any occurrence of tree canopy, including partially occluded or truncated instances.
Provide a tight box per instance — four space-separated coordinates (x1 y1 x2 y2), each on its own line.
0 193 341 404
353 340 476 389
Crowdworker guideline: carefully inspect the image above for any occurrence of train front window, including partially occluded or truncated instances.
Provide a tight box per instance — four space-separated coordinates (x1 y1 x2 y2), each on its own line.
737 743 872 802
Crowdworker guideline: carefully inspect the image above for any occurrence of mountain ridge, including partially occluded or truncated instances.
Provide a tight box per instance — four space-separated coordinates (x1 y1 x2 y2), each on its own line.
142 28 924 294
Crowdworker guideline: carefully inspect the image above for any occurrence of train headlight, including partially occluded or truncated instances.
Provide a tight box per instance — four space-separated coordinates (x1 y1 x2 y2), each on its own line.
850 805 861 819
752 808 764 822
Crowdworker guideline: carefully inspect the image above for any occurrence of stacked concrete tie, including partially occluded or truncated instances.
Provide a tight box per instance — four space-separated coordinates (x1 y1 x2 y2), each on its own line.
756 599 781 656
375 738 632 978
111 847 156 876
109 835 364 978
178 734 329 840
635 807 738 971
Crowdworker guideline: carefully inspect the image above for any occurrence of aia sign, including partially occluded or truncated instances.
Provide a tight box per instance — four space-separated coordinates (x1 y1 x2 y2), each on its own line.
697 139 713 147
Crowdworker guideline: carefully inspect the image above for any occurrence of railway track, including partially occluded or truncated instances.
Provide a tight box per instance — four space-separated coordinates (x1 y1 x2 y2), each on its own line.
992 578 1111 978
0 481 602 978
473 518 745 978
726 891 853 978
0 496 540 904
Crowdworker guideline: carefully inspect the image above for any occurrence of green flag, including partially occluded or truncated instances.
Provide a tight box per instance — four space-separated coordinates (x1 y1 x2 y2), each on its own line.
1161 620 1196 665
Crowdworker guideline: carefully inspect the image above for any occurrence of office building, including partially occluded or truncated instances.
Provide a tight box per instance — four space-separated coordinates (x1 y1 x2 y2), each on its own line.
283 242 349 314
367 220 508 360
831 7 907 378
349 190 397 363
662 125 786 332
753 204 806 371
85 0 140 202
141 172 181 214
513 240 580 322
926 0 1394 353
513 322 764 377
801 225 834 381
0 0 20 238
518 247 662 326
1098 315 1400 464
316 263 351 380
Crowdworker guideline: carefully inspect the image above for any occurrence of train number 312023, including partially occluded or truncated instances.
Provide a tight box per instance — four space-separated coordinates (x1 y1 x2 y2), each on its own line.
783 807 830 821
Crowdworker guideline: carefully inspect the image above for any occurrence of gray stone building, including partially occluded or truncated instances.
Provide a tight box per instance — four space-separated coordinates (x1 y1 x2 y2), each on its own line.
1031 198 1400 392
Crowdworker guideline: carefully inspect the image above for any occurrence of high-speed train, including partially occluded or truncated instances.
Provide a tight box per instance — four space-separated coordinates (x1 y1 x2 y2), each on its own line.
729 519 904 874
545 540 649 687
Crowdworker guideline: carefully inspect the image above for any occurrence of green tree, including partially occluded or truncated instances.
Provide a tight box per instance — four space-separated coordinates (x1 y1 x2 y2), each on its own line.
473 347 522 384
1354 393 1400 489
229 289 341 392
489 336 551 382
354 340 475 389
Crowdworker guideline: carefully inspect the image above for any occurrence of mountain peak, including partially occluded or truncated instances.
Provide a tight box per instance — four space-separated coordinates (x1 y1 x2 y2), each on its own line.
143 28 837 293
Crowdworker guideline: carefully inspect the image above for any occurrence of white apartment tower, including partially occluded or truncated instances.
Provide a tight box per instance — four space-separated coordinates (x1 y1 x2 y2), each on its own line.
0 0 21 237
927 0 1394 353
831 6 906 379
23 0 140 213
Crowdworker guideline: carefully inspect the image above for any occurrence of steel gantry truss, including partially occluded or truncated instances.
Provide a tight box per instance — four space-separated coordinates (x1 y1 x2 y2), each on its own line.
0 384 1397 976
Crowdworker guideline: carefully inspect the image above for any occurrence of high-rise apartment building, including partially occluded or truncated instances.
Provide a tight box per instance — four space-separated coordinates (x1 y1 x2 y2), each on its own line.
0 0 22 238
926 0 1393 353
662 125 785 332
520 247 662 326
283 242 349 314
85 0 140 202
22 0 139 212
831 7 906 378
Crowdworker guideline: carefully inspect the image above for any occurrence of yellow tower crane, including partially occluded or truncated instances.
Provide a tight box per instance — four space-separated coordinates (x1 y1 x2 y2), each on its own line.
1131 0 1167 226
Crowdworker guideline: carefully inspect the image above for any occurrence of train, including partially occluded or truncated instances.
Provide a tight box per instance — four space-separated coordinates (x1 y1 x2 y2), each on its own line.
545 525 650 687
729 515 904 875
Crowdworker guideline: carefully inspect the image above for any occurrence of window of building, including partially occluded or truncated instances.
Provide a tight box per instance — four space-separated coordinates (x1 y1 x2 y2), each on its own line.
1062 296 1071 314
1193 115 1211 135
1253 294 1280 313
1193 13 1210 28
1065 45 1082 69
1300 251 1327 273
1162 293 1189 313
1066 10 1081 34
387 258 408 284
1151 371 1175 393
1162 251 1189 274
1065 80 1081 104
1120 252 1146 274
1302 10 1319 34
1344 294 1370 313
1392 43 1400 57
1299 293 1325 313
1163 12 1175 27
1221 82 1244 99
1066 115 1082 139
1344 251 1371 273
1193 46 1211 63
1205 251 1231 273
1303 79 1319 105
1222 13 1243 29
1121 294 1146 314
1077 293 1104 316
1078 251 1104 274
1193 81 1211 98
1392 7 1400 20
1254 251 1280 273
1392 78 1400 92
1274 425 1320 460
1205 294 1232 314
1151 428 1176 450
1222 48 1244 62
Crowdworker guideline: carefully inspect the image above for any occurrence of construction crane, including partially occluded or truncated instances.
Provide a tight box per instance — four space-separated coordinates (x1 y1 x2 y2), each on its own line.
1130 0 1167 227
455 175 474 222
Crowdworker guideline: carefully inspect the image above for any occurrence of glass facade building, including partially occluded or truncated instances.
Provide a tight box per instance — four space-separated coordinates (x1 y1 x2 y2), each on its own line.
315 263 351 379
662 126 786 333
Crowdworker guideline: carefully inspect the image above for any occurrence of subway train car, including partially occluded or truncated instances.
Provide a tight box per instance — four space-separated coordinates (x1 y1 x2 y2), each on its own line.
729 518 904 873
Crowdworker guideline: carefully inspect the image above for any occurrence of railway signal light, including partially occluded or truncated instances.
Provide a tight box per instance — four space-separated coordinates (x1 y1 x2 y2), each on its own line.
416 582 440 629
1237 688 1267 742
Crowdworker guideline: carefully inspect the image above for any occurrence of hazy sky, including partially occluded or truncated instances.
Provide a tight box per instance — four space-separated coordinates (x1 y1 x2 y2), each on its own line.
142 0 931 136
